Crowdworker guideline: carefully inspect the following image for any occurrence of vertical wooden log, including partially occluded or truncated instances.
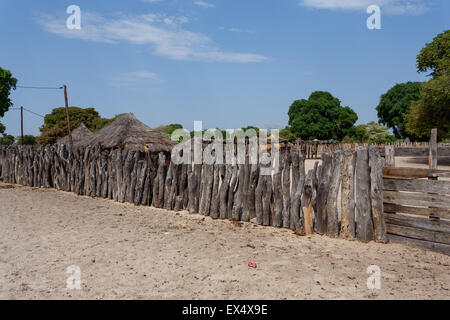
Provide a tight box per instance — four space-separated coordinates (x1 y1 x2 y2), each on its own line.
385 145 395 167
209 163 222 219
429 128 437 169
281 150 291 228
163 161 174 209
355 147 374 242
290 151 305 231
218 163 232 219
141 151 153 206
199 163 214 216
175 163 188 211
232 162 246 221
301 168 315 235
240 157 251 222
340 150 356 239
116 149 125 202
227 162 238 219
315 153 332 234
326 150 344 238
272 155 283 227
152 152 166 208
369 146 387 243
254 165 264 225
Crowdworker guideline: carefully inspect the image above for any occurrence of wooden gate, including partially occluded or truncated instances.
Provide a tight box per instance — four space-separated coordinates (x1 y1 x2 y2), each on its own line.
382 167 450 255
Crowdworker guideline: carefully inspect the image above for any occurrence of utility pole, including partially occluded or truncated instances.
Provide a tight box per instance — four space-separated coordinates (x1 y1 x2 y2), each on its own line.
20 106 24 145
63 85 73 146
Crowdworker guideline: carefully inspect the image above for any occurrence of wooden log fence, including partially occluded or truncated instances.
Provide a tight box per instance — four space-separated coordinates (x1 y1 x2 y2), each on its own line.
1 144 387 244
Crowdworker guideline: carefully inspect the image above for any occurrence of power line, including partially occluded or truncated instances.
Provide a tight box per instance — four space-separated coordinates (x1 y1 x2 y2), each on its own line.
23 107 45 118
8 107 45 118
16 85 63 90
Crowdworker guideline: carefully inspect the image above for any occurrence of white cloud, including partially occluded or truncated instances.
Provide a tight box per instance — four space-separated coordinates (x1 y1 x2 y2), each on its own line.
299 0 429 15
194 1 215 9
110 71 162 88
34 11 266 63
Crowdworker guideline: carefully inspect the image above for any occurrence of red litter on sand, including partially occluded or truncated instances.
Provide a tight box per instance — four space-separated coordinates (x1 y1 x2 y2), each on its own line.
248 262 257 268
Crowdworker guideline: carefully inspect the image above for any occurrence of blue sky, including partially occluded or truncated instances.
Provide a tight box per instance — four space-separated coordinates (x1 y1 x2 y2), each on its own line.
0 0 448 136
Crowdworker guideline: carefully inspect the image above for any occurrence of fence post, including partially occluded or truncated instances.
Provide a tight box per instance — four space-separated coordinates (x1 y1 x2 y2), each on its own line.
385 145 395 167
429 128 437 170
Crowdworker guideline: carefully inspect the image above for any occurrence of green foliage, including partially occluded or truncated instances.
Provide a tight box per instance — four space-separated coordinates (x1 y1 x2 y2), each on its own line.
0 122 5 134
288 91 358 141
38 107 114 145
376 82 422 139
0 67 17 118
0 133 14 146
416 30 450 78
279 126 297 143
343 122 396 144
155 124 184 138
406 30 450 141
406 74 450 140
16 135 37 145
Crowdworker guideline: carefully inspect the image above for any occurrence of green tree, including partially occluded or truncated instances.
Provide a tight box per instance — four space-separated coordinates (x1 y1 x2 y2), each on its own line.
155 124 184 138
0 122 5 135
406 30 450 140
0 67 17 118
288 91 358 141
417 30 450 78
0 133 14 146
16 135 37 145
38 107 114 145
376 82 422 139
344 122 396 144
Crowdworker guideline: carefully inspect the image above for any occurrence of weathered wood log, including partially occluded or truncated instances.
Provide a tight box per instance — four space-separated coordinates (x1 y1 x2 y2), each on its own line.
369 146 387 243
262 174 272 226
125 151 137 203
187 162 200 214
175 163 188 211
218 163 232 219
388 234 450 256
290 151 306 231
383 178 450 195
384 212 450 233
289 150 300 230
384 202 450 219
232 162 246 221
227 162 238 220
272 155 283 227
246 163 258 221
115 149 125 202
134 158 147 205
326 150 344 238
240 158 251 222
152 152 166 208
281 151 291 228
356 147 374 242
199 163 214 216
340 150 356 239
255 166 264 225
429 128 437 169
384 145 395 167
301 169 314 235
315 153 332 234
209 164 222 219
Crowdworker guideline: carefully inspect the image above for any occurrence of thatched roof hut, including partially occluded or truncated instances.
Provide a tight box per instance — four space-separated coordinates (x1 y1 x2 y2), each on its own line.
58 123 93 147
78 113 176 152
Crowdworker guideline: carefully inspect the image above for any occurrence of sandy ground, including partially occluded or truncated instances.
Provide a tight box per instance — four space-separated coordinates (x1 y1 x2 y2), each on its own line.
0 182 449 300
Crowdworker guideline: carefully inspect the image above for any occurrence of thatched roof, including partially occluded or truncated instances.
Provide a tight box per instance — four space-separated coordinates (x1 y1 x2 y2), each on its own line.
58 123 94 147
78 113 176 152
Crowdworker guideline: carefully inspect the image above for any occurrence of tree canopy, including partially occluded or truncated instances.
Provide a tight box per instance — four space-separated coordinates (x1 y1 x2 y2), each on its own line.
376 82 422 139
406 30 450 140
344 121 396 144
288 91 358 140
0 67 17 118
38 107 115 145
